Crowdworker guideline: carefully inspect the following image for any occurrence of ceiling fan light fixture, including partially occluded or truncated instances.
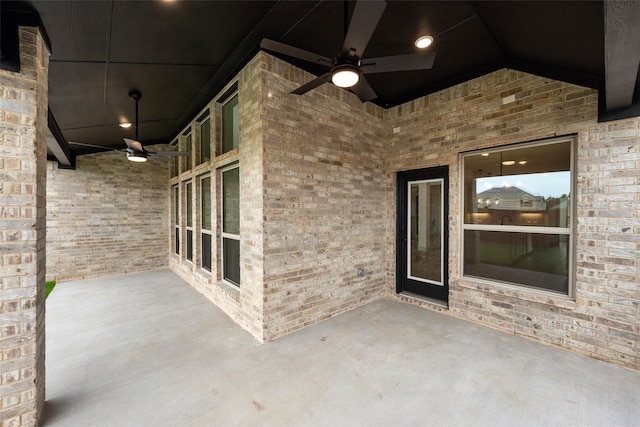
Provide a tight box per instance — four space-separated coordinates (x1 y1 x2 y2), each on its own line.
331 65 360 88
415 35 434 49
127 150 148 162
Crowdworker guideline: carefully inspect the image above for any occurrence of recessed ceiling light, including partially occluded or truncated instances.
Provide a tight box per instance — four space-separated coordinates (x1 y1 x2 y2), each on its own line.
502 160 516 166
415 36 434 49
119 122 132 128
481 153 490 157
518 160 527 165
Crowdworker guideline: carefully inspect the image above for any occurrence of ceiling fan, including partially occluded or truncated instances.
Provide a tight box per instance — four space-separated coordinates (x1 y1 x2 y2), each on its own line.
69 90 190 163
260 0 436 102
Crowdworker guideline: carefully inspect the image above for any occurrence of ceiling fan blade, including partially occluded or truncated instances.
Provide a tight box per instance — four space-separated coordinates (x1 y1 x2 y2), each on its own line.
69 141 124 152
291 73 332 95
149 151 190 157
361 52 437 74
342 0 387 57
350 76 377 102
260 38 333 66
123 138 144 152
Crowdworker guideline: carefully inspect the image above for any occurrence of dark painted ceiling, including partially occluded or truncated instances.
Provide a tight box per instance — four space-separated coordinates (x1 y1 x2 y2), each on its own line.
2 0 640 166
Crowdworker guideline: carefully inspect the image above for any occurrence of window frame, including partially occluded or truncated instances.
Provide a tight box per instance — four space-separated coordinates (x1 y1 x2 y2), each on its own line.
459 136 576 297
221 164 240 287
184 180 193 263
197 110 211 164
200 174 212 272
170 139 179 178
182 128 192 172
172 184 180 256
220 92 239 155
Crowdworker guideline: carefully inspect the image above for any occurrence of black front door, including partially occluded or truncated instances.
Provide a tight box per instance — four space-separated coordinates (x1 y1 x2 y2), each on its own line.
396 166 449 304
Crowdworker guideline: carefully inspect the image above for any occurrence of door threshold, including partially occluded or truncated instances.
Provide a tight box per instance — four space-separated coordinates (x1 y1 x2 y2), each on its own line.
399 291 448 309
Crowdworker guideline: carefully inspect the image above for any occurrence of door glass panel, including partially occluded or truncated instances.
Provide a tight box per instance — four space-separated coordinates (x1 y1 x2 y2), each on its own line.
408 179 442 285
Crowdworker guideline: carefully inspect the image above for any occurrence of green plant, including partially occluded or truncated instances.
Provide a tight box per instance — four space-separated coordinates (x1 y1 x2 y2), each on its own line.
45 281 56 299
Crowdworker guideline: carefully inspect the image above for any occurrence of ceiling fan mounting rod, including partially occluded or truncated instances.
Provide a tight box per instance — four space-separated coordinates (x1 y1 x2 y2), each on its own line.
128 89 141 141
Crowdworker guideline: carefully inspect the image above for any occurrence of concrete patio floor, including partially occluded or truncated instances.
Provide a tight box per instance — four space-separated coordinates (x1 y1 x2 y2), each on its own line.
44 269 639 426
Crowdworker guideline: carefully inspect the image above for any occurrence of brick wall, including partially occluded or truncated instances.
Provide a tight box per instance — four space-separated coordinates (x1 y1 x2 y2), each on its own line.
0 27 49 427
237 55 266 338
169 55 636 369
169 55 266 340
45 50 634 369
46 149 169 282
385 69 638 370
260 54 388 340
168 53 389 342
578 121 639 366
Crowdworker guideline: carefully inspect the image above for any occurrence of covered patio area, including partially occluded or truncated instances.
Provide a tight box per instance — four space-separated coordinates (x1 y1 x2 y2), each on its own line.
44 269 639 426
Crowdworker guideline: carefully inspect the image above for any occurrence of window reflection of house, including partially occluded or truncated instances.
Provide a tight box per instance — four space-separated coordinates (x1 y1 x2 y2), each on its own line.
476 186 546 211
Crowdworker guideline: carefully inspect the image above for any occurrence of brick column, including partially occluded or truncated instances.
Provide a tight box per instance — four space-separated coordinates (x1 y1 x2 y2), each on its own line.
0 26 49 426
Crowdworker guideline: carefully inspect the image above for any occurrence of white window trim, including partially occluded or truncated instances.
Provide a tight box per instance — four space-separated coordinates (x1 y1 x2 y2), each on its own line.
221 164 240 287
406 178 445 287
459 136 576 297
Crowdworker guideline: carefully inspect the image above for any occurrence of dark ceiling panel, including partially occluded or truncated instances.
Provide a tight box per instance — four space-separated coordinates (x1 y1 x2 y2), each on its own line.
277 1 353 60
367 1 482 58
48 61 216 142
32 0 111 62
104 63 218 129
425 13 503 75
365 8 504 106
48 62 107 129
473 1 604 79
108 1 277 65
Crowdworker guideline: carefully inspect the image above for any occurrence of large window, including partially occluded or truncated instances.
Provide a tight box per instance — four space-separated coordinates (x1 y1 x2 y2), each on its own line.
185 180 193 262
221 165 240 286
182 130 192 172
170 139 179 178
461 137 573 294
221 94 239 154
200 117 211 164
200 175 212 272
172 185 179 255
